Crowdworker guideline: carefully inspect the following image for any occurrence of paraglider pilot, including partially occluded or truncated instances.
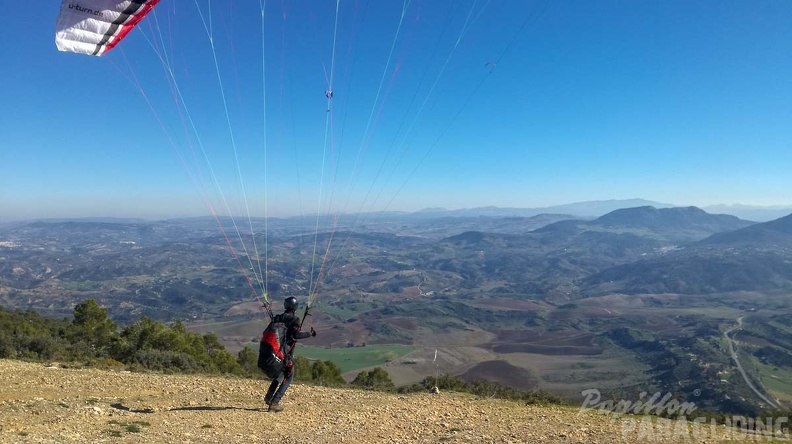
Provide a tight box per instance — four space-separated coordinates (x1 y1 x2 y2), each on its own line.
264 297 316 412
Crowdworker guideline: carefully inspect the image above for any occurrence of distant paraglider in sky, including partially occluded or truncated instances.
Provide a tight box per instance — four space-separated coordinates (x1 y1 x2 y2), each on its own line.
55 0 161 56
325 90 334 112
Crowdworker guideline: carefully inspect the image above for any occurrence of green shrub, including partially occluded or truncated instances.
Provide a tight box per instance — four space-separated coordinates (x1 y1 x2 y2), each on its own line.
397 374 568 406
128 349 208 373
293 355 313 382
0 332 15 358
352 367 395 391
14 334 58 360
204 333 242 375
237 346 260 378
311 360 346 387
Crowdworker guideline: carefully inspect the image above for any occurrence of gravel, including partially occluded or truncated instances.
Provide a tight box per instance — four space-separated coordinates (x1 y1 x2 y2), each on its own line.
0 359 774 443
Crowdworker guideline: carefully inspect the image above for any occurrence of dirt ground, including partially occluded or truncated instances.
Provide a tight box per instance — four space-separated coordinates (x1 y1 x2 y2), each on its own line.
0 359 781 443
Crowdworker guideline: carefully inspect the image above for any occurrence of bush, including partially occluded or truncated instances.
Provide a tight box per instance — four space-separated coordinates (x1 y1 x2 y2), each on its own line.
352 367 395 391
203 333 242 375
237 346 260 378
0 307 74 360
311 360 346 387
401 373 467 392
114 317 243 374
397 374 568 406
0 332 14 359
14 334 59 360
292 355 313 382
129 349 208 373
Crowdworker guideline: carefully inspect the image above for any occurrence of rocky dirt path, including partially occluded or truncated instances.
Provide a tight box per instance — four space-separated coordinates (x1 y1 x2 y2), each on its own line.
0 359 780 443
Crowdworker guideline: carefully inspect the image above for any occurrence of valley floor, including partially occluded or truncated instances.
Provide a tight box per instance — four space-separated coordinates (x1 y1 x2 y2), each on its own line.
0 360 783 443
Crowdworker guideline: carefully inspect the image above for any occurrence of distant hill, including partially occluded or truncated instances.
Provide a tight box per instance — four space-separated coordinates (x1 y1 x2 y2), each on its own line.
427 206 758 298
697 213 792 249
595 206 747 229
430 225 663 296
540 199 676 217
582 213 792 295
415 201 792 222
385 213 578 237
536 206 754 244
581 249 792 295
414 199 674 218
703 204 792 222
445 231 489 245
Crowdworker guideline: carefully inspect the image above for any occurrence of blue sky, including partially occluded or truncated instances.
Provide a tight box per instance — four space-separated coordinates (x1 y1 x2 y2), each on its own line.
1 0 791 221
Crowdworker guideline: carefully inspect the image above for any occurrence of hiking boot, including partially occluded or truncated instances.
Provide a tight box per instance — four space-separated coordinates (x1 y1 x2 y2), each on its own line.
268 403 284 413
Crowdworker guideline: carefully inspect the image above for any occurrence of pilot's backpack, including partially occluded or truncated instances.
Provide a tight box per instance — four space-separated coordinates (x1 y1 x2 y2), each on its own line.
258 315 289 379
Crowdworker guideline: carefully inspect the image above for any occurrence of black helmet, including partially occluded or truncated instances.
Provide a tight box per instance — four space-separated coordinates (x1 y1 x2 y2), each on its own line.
284 297 298 312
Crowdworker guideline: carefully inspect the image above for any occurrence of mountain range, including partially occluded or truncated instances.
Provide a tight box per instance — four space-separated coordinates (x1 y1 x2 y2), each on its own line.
401 206 792 300
410 199 792 222
4 205 792 309
581 212 792 295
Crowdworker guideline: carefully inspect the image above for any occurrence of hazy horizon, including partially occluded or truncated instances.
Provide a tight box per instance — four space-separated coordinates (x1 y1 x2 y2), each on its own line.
3 198 792 224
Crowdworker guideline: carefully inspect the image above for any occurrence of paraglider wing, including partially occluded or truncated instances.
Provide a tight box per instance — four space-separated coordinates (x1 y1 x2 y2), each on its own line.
55 0 161 56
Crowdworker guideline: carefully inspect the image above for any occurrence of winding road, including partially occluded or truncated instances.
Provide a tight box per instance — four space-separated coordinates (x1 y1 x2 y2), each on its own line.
723 317 778 409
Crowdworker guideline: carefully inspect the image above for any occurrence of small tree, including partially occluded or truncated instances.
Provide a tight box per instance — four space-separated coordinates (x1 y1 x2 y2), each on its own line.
311 360 346 386
293 355 313 382
0 332 14 359
71 300 117 356
237 346 259 378
427 373 467 391
204 333 242 375
352 367 394 391
352 370 369 387
114 317 166 359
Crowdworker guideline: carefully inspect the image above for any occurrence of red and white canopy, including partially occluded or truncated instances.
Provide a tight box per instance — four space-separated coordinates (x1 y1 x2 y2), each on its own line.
55 0 160 56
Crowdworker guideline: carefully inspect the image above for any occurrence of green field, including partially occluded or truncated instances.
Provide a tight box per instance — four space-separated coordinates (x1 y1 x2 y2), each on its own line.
314 304 359 320
295 344 417 373
755 361 792 402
